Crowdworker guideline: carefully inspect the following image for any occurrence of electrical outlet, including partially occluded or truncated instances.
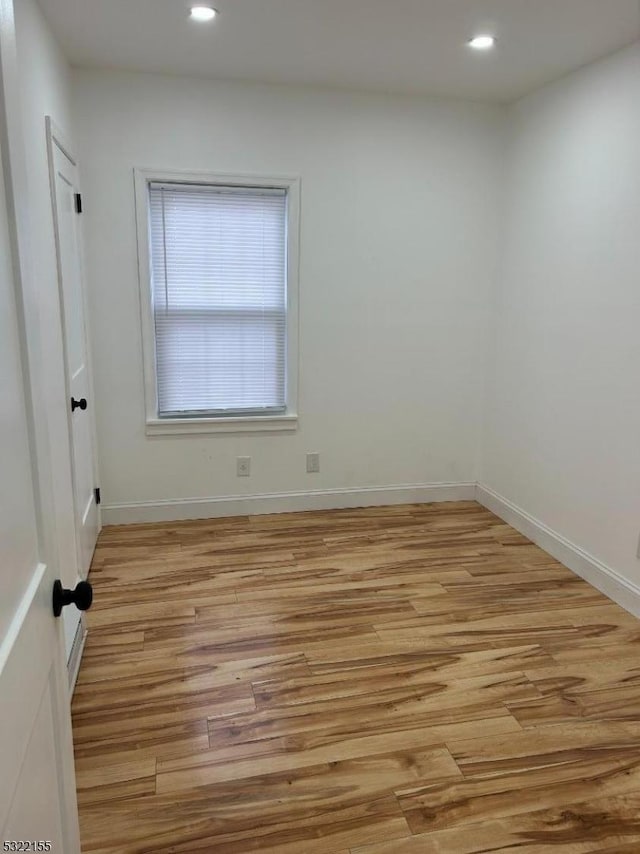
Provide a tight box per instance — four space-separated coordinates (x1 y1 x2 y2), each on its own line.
237 456 251 477
306 452 320 474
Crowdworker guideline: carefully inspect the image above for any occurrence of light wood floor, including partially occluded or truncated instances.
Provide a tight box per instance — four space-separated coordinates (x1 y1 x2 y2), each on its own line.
73 501 640 853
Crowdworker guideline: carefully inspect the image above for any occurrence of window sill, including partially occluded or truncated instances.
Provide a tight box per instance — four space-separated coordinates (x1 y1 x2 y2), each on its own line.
145 414 298 436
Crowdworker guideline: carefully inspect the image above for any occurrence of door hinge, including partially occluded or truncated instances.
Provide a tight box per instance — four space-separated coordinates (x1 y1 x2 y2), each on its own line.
75 193 83 214
94 487 101 505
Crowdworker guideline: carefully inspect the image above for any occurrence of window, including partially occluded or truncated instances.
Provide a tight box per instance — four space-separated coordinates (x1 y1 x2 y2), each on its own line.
135 171 299 434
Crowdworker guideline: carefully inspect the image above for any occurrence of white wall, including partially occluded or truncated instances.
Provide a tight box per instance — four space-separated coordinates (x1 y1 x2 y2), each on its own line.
481 44 640 588
72 70 504 515
15 0 80 657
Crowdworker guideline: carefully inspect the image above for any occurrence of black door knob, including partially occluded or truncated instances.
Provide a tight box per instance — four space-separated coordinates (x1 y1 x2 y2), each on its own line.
52 579 93 618
71 397 88 412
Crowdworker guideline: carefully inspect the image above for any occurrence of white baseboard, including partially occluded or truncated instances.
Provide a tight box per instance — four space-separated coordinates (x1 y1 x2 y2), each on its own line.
102 481 476 525
67 615 87 694
476 483 640 618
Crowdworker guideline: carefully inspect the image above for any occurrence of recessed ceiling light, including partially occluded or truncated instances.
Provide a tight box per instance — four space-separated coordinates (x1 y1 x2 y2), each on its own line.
190 5 217 22
468 34 496 50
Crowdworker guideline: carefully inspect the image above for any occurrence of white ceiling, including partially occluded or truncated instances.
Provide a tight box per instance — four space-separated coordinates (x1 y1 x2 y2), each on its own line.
38 0 640 102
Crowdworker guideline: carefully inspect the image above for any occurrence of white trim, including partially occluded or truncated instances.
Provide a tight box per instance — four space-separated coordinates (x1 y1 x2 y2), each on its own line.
44 116 76 167
476 483 640 618
102 481 476 524
0 563 46 676
146 413 298 436
67 615 87 694
133 167 300 434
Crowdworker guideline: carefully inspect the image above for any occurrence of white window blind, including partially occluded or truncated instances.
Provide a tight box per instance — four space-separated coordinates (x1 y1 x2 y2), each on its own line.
148 182 287 417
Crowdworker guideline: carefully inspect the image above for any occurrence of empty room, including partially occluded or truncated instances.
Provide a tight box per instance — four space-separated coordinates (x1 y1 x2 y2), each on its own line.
1 0 640 851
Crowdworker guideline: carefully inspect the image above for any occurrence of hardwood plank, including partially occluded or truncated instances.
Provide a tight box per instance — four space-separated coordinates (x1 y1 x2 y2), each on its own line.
195 596 420 627
305 642 554 674
506 693 586 727
74 719 211 765
75 650 310 688
550 644 640 665
73 681 256 741
76 758 157 807
234 576 449 603
157 742 460 795
507 683 640 728
524 660 640 696
86 601 197 633
82 630 145 658
410 577 607 619
374 604 631 649
205 671 536 757
352 792 640 853
448 720 640 775
209 714 521 775
74 663 250 714
252 661 543 711
79 792 407 854
398 737 640 833
142 621 385 662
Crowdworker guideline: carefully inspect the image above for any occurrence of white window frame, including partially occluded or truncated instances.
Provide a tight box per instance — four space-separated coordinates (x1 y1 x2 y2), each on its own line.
134 168 299 436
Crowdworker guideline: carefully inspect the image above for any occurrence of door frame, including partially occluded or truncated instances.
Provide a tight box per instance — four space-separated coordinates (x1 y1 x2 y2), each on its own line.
46 115 101 581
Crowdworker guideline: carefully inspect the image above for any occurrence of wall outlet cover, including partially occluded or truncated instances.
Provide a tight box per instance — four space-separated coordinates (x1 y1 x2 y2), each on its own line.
237 456 251 477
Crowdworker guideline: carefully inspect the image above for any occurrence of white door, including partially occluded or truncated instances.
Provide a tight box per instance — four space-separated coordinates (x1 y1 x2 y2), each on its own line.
0 127 81 851
47 121 99 578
